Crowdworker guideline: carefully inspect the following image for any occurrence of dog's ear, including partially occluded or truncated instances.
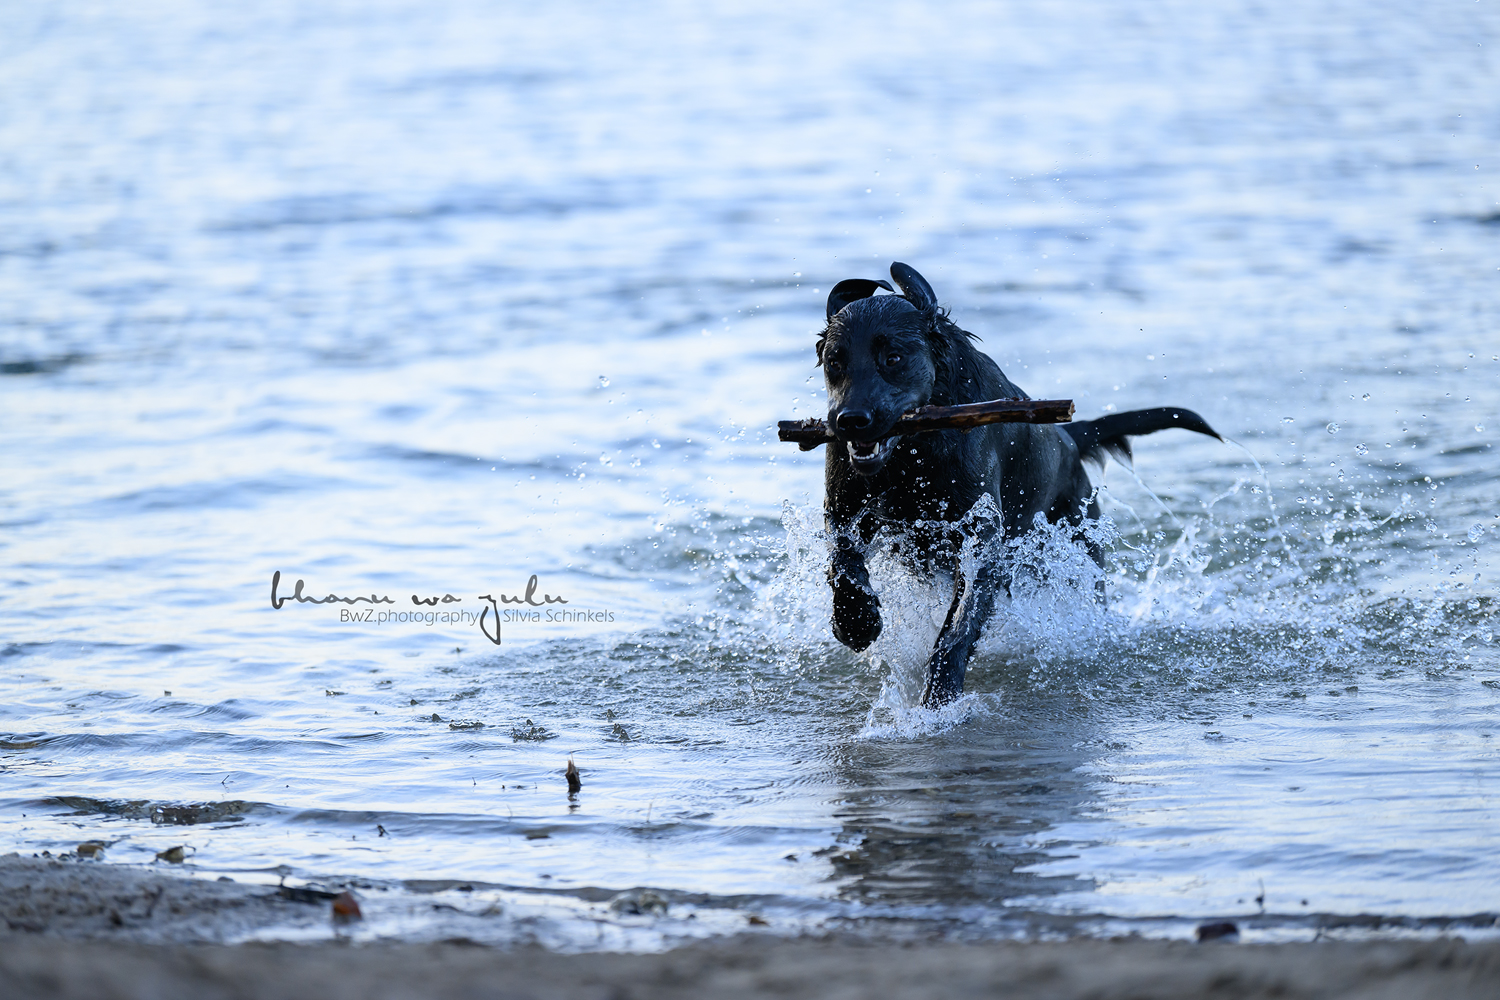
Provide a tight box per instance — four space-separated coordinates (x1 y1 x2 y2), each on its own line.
889 262 937 312
826 278 894 321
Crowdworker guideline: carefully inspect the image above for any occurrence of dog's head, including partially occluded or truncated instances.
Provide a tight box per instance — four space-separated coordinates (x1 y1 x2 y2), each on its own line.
817 262 943 476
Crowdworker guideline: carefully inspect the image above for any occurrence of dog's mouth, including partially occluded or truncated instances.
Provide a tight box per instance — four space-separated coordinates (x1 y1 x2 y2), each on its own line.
846 436 898 474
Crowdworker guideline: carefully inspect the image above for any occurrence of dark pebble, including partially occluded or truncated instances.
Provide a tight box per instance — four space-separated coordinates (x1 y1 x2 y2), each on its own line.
1196 921 1240 942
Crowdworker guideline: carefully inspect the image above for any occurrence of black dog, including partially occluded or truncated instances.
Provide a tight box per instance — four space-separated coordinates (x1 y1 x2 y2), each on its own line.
819 262 1220 706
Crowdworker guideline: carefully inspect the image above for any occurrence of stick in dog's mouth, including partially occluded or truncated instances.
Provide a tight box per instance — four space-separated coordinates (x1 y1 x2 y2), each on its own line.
777 398 1075 451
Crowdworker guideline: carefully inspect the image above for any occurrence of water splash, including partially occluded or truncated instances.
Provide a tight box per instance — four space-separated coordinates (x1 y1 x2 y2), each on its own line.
764 433 1495 727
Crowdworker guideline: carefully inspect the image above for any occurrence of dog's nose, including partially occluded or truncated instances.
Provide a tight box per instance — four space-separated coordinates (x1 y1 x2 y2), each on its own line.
835 408 875 436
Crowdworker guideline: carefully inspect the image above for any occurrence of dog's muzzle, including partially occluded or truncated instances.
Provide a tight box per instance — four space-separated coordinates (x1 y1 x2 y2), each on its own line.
846 436 898 475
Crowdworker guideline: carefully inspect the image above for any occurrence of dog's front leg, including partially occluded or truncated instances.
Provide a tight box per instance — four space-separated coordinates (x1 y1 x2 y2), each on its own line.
920 530 1006 707
828 536 882 651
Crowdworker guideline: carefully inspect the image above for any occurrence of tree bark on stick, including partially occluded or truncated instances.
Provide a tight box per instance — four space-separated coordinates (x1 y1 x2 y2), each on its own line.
778 398 1075 451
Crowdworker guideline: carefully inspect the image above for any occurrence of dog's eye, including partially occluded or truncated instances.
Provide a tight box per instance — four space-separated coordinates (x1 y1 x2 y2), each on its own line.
885 354 902 367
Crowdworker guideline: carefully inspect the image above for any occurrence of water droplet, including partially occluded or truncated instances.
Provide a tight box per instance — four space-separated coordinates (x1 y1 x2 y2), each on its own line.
598 375 610 388
1296 496 1307 504
1354 443 1368 456
1470 524 1486 542
1477 424 1486 433
1282 416 1295 423
1326 422 1339 434
1361 393 1370 401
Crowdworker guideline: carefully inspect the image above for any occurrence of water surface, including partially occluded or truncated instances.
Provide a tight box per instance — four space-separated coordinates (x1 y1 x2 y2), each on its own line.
2 0 1498 947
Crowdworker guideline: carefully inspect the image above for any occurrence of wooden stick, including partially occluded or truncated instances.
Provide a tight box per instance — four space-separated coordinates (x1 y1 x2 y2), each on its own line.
778 398 1075 451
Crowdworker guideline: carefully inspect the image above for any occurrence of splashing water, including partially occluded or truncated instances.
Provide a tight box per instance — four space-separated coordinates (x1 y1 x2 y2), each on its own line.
770 431 1492 737
4 0 1498 947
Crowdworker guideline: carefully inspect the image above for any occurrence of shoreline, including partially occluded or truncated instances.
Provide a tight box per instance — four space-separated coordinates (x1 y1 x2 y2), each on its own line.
6 934 1498 1000
4 855 1498 999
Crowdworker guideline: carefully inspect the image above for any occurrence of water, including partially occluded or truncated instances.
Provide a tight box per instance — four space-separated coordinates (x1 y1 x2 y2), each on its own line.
3 0 1499 947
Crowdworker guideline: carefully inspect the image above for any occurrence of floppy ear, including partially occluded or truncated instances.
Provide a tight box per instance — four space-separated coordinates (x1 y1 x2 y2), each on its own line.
889 262 937 312
826 278 894 321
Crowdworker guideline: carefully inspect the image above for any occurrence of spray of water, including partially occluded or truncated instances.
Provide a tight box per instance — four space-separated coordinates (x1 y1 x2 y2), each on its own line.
756 441 1495 736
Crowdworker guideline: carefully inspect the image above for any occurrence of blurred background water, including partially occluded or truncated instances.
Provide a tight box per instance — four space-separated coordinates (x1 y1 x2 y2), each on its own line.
2 0 1498 947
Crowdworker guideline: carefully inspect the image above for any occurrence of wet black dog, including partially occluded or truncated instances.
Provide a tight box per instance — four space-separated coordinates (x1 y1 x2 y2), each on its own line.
819 262 1220 706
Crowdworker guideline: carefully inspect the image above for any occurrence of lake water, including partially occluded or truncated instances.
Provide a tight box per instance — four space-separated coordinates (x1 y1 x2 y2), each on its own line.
2 0 1498 948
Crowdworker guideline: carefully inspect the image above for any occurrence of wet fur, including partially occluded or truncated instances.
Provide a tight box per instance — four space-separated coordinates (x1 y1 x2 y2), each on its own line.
819 262 1220 706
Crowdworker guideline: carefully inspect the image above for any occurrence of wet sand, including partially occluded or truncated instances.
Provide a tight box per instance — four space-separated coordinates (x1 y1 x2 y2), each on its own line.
4 856 1497 1000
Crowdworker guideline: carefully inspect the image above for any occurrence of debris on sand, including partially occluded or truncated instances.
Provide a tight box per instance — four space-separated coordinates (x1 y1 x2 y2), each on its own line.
607 889 667 916
1196 921 1240 942
154 846 187 864
278 885 338 904
331 891 363 924
75 842 106 859
566 757 581 794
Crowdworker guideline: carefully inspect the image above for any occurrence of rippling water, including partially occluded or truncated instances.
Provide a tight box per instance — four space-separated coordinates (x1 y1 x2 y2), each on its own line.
3 0 1498 947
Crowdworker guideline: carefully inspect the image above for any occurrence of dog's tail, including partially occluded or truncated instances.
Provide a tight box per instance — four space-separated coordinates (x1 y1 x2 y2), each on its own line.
1060 407 1222 472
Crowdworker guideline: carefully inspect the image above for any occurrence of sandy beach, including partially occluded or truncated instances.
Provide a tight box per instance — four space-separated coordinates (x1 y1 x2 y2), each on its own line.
6 3 1500 998
4 855 1497 1000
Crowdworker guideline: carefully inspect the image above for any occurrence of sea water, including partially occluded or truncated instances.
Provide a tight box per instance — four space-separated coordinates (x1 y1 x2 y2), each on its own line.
2 0 1498 947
